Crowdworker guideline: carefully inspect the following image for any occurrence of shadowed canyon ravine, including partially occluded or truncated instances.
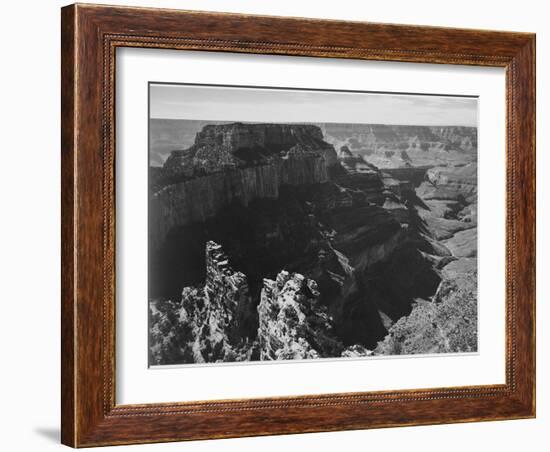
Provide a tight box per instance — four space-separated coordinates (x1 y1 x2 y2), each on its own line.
148 122 478 365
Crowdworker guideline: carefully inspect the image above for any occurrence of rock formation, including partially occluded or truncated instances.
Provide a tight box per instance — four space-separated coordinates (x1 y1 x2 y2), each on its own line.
150 123 339 251
341 344 372 358
374 264 477 355
371 159 479 356
257 271 343 360
320 123 477 169
150 120 476 169
149 241 253 364
149 244 344 364
148 120 479 364
321 124 476 151
415 163 477 250
337 145 378 175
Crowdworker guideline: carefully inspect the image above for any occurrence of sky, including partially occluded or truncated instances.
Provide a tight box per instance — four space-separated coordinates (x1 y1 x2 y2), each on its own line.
150 83 478 127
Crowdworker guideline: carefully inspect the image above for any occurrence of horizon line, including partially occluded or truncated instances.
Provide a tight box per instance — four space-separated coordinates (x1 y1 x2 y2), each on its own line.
149 117 478 128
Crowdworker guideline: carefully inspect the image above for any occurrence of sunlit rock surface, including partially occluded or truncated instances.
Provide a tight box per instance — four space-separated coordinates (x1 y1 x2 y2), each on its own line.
149 241 253 365
374 265 477 355
257 271 343 360
148 121 479 364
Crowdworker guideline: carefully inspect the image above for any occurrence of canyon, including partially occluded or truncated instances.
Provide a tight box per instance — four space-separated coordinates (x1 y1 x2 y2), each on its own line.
148 121 478 365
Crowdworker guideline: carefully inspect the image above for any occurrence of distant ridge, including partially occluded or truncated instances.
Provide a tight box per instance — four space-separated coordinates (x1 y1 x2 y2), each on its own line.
149 119 476 166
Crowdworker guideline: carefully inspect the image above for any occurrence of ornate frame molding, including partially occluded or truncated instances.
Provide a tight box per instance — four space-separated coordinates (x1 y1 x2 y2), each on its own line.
61 4 535 447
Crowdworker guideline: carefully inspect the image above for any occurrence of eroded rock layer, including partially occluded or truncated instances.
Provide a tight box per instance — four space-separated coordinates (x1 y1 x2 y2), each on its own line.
150 123 339 251
321 123 477 169
258 271 343 360
148 121 478 364
374 263 477 355
149 241 253 365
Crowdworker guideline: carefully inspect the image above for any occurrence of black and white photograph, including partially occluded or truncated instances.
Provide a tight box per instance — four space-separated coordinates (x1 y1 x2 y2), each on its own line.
147 83 479 366
1 0 542 449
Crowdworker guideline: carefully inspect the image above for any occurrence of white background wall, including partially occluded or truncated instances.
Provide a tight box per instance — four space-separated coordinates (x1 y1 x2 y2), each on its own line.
0 1 546 450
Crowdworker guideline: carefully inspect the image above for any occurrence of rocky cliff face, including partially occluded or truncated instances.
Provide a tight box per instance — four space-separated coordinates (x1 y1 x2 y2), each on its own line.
149 120 478 364
149 119 228 166
150 124 338 251
321 123 477 169
149 243 345 364
150 120 476 169
149 241 254 365
370 159 479 356
322 123 477 153
415 163 477 256
257 271 343 360
192 123 338 165
159 123 338 181
374 261 477 355
337 145 379 175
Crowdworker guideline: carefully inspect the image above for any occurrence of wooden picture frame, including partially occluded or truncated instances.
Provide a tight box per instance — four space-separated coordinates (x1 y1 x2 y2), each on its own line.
61 3 535 447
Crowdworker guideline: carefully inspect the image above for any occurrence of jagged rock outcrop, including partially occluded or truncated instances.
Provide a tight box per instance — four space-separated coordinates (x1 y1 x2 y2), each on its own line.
257 271 343 360
149 241 253 364
150 245 346 364
149 120 478 365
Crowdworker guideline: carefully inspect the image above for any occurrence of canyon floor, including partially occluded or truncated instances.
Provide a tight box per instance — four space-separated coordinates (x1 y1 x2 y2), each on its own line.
148 122 478 365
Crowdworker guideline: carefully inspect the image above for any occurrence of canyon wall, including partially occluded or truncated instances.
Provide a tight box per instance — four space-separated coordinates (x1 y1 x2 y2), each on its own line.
321 123 477 152
150 119 476 168
150 123 338 251
258 271 343 360
149 121 478 364
321 123 477 169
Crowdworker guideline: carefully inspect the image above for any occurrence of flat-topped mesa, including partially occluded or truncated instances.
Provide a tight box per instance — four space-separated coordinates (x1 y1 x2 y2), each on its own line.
150 124 340 250
163 123 339 179
194 123 338 164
